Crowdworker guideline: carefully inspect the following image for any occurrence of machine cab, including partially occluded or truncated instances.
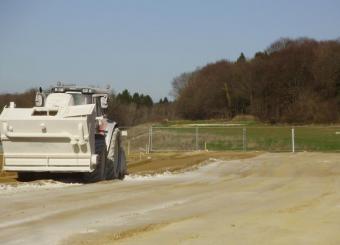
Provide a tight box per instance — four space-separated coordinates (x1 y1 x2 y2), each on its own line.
35 85 109 117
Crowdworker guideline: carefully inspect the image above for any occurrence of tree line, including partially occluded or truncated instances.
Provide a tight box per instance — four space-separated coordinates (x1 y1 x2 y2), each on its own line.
173 38 340 123
106 90 173 126
0 89 36 109
1 37 340 125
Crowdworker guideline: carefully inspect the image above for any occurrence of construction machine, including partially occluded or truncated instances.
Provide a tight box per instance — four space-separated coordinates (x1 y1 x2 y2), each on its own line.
0 84 127 182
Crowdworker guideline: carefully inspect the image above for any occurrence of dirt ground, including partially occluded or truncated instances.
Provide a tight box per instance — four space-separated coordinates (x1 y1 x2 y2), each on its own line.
0 151 260 183
127 151 261 174
1 152 340 244
0 155 17 183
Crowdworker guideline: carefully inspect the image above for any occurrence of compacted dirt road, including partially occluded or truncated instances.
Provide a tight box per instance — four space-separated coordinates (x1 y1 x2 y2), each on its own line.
1 152 340 244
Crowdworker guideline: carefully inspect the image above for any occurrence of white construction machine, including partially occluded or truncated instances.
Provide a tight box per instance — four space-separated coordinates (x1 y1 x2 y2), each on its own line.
0 84 127 182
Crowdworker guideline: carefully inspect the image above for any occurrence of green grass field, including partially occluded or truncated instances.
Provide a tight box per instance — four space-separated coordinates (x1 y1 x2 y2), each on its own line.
150 121 340 152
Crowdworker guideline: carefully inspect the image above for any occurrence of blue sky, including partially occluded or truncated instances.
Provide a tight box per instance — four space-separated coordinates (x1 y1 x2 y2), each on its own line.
0 0 339 100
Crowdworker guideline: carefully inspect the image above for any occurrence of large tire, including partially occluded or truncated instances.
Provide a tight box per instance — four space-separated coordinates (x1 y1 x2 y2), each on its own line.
106 129 120 180
83 136 107 183
118 148 127 180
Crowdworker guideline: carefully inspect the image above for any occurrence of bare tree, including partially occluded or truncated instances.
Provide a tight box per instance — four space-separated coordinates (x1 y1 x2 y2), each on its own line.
170 70 199 99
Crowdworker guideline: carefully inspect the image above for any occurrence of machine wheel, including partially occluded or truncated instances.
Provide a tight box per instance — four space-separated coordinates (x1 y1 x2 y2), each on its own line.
118 148 127 180
106 128 120 180
83 136 107 183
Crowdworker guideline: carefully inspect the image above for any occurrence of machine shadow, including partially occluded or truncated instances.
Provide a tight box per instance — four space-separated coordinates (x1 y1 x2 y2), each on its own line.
16 172 86 184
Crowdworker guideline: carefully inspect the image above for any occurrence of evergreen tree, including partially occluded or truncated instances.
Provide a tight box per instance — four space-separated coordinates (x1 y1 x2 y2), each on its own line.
237 52 246 63
132 92 140 104
117 89 132 104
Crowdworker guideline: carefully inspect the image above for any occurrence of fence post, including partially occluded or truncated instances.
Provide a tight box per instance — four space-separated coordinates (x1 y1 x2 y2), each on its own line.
148 126 153 153
243 128 247 152
150 126 153 152
127 140 130 156
292 128 295 153
195 127 199 151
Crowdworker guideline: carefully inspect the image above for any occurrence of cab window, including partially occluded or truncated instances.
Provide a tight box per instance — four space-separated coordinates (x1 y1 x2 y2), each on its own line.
68 93 92 105
94 97 102 116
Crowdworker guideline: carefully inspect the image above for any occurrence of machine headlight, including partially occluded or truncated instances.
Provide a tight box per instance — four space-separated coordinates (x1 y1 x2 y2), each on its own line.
53 87 65 92
82 88 93 94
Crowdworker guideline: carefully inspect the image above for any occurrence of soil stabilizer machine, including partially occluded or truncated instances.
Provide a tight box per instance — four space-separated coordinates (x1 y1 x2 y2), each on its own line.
0 84 127 182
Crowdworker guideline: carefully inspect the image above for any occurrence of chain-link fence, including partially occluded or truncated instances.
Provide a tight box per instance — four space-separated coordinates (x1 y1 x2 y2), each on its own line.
1 125 339 155
120 126 340 154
